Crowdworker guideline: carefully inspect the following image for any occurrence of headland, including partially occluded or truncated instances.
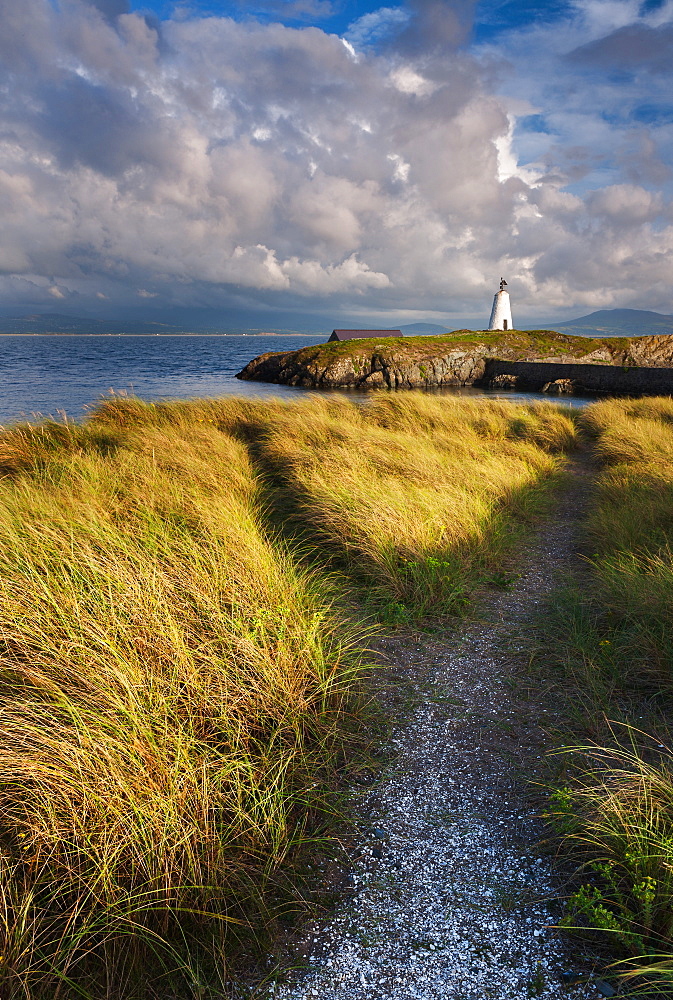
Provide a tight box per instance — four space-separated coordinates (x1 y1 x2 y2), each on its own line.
236 329 673 395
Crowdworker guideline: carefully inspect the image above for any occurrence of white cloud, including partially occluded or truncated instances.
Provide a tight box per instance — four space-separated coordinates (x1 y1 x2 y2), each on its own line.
389 66 437 97
387 153 410 183
221 246 390 295
494 116 544 185
587 184 663 225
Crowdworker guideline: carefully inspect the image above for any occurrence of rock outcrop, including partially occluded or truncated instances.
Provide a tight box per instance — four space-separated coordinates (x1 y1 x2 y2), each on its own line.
236 330 673 393
237 344 490 389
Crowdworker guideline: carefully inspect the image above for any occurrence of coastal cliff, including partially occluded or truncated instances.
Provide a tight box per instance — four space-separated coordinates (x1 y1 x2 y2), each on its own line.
236 330 673 392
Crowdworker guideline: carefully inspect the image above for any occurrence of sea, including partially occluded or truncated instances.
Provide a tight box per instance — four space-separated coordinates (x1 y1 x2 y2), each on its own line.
0 334 590 425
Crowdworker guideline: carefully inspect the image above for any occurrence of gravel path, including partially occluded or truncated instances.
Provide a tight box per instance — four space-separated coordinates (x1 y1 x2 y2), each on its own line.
270 458 603 1000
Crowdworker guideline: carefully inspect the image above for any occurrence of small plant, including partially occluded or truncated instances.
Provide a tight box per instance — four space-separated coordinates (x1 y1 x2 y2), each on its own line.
380 600 412 626
482 569 521 590
548 785 578 837
527 962 546 996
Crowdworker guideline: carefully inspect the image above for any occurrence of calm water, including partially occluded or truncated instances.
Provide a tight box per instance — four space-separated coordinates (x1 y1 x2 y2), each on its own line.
0 335 590 424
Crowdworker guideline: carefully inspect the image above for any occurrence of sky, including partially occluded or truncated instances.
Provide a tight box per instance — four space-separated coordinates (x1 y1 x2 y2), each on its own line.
0 0 672 328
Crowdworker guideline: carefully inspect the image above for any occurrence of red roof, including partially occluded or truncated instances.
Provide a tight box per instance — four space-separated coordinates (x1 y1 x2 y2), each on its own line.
329 329 402 341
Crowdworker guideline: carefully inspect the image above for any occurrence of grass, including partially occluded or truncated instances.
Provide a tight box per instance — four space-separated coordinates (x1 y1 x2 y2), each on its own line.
541 397 673 994
549 732 673 995
0 392 577 997
276 329 636 368
552 397 673 701
243 393 576 620
0 411 367 998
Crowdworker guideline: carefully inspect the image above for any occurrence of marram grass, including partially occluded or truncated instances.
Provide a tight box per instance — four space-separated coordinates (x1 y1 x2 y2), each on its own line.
550 730 673 996
0 392 576 997
237 393 576 619
545 398 673 994
0 417 367 997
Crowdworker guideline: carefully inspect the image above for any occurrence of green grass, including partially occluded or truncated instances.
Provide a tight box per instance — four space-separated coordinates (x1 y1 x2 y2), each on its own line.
277 329 636 368
0 392 577 997
559 397 673 698
542 397 673 994
244 393 576 620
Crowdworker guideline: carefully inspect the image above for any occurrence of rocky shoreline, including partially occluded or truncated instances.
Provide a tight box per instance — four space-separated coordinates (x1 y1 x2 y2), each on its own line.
236 330 673 395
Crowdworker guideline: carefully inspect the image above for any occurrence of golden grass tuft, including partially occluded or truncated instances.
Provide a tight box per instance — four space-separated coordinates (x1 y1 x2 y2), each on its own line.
250 394 576 616
552 732 673 994
0 412 366 996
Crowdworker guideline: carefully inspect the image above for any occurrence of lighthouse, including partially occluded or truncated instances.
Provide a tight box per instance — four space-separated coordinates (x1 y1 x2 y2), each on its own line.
488 278 513 331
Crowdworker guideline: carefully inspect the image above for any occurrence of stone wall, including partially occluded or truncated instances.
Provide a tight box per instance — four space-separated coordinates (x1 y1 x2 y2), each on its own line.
483 360 673 396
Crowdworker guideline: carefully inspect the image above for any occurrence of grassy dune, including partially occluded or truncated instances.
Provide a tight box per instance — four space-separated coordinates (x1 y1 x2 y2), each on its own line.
246 393 576 619
547 398 673 993
0 413 365 997
0 393 576 998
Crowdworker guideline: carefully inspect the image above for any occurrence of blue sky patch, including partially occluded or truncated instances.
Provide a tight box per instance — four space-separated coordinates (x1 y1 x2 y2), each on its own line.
517 113 556 135
130 0 389 33
632 102 673 125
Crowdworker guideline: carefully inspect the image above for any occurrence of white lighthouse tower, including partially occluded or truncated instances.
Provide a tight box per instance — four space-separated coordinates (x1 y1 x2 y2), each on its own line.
488 278 513 331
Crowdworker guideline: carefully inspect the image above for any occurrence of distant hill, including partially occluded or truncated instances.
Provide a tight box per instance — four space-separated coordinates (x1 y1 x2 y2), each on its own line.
0 314 459 337
542 309 673 339
0 313 182 335
4 309 671 340
0 313 314 336
399 322 451 335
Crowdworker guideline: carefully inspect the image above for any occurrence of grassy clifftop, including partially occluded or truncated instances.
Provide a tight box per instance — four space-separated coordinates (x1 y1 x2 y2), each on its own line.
238 328 673 390
296 329 633 363
238 328 673 391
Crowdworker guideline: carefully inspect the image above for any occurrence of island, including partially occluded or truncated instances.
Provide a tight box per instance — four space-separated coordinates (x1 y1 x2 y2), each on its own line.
236 329 673 396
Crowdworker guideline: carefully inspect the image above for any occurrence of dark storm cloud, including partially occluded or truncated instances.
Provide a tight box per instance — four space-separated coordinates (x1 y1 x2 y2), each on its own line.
393 0 477 54
0 0 57 73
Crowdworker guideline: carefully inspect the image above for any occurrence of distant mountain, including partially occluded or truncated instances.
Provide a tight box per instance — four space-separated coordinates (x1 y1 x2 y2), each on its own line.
0 313 458 337
0 313 314 336
0 313 182 335
399 322 451 335
541 309 673 339
5 309 671 340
